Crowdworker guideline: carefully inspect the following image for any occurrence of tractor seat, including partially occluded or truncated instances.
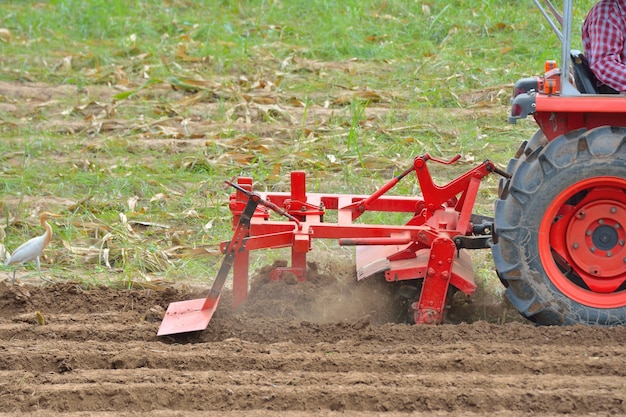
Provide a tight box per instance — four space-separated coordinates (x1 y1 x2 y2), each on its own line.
570 50 618 94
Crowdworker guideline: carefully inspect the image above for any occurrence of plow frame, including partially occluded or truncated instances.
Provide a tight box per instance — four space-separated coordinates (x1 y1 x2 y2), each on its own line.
158 153 504 335
225 154 502 325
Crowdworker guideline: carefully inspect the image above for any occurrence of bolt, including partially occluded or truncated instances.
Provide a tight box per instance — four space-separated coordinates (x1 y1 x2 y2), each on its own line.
611 207 617 214
421 310 437 325
599 219 605 225
607 252 613 257
620 240 625 246
573 243 579 249
586 230 592 236
590 247 596 253
616 224 621 229
577 211 585 219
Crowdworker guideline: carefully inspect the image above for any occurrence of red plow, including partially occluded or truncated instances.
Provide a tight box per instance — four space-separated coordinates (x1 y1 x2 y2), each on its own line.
158 154 509 335
159 1 626 335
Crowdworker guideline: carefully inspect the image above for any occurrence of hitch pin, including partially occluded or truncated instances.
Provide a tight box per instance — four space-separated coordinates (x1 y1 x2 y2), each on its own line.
485 161 512 179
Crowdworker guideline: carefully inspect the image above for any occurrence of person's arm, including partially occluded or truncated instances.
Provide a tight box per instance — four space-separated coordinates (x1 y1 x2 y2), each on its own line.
585 19 626 92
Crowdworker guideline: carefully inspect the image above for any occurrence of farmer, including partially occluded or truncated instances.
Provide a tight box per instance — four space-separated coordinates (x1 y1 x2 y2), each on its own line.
582 0 626 93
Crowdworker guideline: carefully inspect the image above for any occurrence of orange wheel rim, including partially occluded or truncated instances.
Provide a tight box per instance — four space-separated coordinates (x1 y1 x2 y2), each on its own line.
539 177 626 308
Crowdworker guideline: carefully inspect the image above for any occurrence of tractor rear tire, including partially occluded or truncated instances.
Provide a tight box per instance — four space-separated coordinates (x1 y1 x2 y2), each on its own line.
493 126 626 325
498 129 548 201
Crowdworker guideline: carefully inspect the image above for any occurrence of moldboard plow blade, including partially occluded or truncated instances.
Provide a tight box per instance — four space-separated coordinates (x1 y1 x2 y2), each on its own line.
157 188 261 336
157 296 220 336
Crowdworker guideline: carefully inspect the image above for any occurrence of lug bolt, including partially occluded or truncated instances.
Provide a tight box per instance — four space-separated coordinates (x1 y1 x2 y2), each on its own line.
607 252 613 257
586 230 592 236
590 247 596 253
620 240 625 246
611 207 617 214
598 219 605 225
573 243 579 249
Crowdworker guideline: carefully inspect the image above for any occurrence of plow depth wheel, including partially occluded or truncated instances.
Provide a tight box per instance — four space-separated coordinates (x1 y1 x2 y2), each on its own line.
493 127 626 325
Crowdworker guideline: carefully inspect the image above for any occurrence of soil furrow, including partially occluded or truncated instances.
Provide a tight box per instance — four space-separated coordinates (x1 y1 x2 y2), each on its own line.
1 338 624 377
1 281 625 416
2 373 625 414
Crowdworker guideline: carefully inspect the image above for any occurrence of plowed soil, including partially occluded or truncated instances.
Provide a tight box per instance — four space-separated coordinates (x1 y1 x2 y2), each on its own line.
1 262 625 417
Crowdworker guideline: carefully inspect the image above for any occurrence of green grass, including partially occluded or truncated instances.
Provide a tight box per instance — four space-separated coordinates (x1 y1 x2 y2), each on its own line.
1 1 594 90
0 0 596 292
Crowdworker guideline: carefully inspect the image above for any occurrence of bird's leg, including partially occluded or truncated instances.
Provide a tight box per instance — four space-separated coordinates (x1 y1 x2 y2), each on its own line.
35 257 52 284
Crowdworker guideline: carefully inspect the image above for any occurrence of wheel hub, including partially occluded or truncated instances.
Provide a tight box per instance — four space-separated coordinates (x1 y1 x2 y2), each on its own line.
567 201 626 279
592 225 619 251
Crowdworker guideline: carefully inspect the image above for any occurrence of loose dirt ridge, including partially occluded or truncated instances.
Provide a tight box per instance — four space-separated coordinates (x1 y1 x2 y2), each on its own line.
0 270 625 417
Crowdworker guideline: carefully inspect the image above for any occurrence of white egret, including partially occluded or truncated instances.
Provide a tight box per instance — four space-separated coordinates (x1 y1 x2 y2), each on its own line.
5 212 62 283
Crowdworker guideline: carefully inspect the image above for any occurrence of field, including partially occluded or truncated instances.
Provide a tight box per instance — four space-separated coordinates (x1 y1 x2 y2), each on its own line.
1 276 625 416
1 1 625 416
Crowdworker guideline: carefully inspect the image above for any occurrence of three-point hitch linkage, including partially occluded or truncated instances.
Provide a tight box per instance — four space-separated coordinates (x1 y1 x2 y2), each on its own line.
158 154 510 336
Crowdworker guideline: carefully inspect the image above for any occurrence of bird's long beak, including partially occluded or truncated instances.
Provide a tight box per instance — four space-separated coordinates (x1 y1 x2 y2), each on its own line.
41 212 63 220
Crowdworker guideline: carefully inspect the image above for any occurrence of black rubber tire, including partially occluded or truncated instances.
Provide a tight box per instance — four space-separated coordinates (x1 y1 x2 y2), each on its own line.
492 126 626 325
498 129 548 201
495 129 548 288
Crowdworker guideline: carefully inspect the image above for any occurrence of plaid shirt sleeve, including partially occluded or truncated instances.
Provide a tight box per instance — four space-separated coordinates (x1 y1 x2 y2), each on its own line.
583 4 626 92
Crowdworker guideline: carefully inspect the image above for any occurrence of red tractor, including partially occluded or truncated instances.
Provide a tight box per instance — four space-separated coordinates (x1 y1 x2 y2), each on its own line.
501 0 626 325
158 0 626 336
